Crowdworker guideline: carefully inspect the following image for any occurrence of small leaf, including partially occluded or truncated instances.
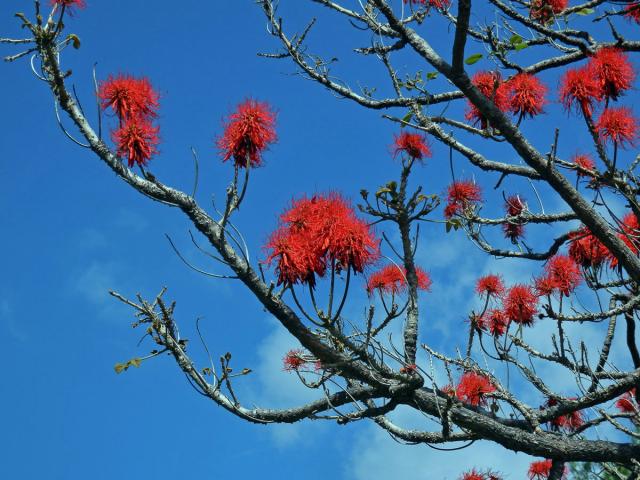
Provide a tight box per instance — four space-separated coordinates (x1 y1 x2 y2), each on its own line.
67 33 81 49
401 111 413 126
514 42 529 51
509 34 524 45
575 7 594 15
129 358 142 368
464 53 483 65
114 363 126 374
426 72 438 80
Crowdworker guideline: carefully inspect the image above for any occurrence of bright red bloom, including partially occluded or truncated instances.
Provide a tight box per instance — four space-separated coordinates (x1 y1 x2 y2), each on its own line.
217 99 277 168
460 469 485 480
50 0 86 13
559 67 602 118
444 180 482 218
625 3 640 24
393 131 431 160
283 349 307 372
403 0 451 8
266 194 379 286
466 71 509 129
540 255 582 297
367 264 431 295
112 119 160 168
534 275 555 297
530 0 567 22
503 284 538 326
572 154 596 178
596 107 638 148
98 75 160 122
485 309 509 336
590 48 635 103
615 388 637 413
568 227 609 268
610 212 640 268
506 73 547 118
456 372 496 407
546 397 584 432
475 274 505 298
527 460 553 480
503 195 526 242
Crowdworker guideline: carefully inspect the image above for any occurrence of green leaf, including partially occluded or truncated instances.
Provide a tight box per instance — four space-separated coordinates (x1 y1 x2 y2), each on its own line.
67 33 81 49
426 72 438 80
509 34 524 45
575 7 594 15
401 111 413 126
114 363 126 374
464 53 483 65
514 41 529 51
129 358 142 368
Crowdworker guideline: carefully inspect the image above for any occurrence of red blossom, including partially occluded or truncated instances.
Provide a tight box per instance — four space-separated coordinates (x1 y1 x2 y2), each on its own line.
540 255 582 297
476 274 505 298
283 349 307 372
112 119 160 168
217 99 277 168
572 154 596 178
393 131 431 160
400 363 418 374
625 3 640 24
568 227 610 268
559 67 602 118
530 0 567 22
590 48 636 103
456 372 496 407
366 264 432 295
403 0 451 8
503 195 526 242
266 194 379 286
50 0 86 13
506 73 547 118
610 212 640 267
527 460 553 480
503 284 538 326
444 180 482 218
595 107 638 148
98 75 160 122
615 388 637 413
465 71 509 129
546 397 584 432
534 275 555 297
460 469 486 480
485 309 509 337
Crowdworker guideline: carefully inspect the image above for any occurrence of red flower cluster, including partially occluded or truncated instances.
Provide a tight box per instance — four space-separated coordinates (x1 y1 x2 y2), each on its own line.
367 264 432 295
283 349 307 372
99 74 161 168
505 73 547 119
611 212 640 267
528 460 554 480
456 372 496 407
459 470 503 480
615 388 637 413
503 195 526 242
572 154 596 178
444 180 482 218
217 99 277 168
591 48 636 103
595 107 638 148
559 67 602 118
625 3 640 23
50 0 86 13
403 0 451 8
475 274 505 298
266 194 379 286
545 397 584 432
466 71 509 129
530 0 567 23
568 227 609 268
536 255 582 297
481 309 509 337
503 284 538 326
393 131 431 160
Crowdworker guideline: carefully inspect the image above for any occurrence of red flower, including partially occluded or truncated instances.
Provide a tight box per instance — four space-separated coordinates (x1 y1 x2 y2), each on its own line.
476 274 505 298
559 67 602 118
546 397 584 432
484 309 509 336
596 107 638 148
534 275 555 297
367 264 431 295
403 0 451 8
503 195 526 242
266 194 379 286
456 372 496 407
530 0 567 22
460 469 486 480
465 71 509 129
506 73 547 118
283 349 307 372
568 227 609 268
98 75 160 122
572 154 596 178
50 0 86 13
615 388 637 413
217 99 277 168
589 48 636 103
610 212 640 268
503 284 538 326
393 131 431 160
444 180 482 218
540 255 582 297
527 460 553 480
625 3 640 24
112 119 160 168
399 363 418 374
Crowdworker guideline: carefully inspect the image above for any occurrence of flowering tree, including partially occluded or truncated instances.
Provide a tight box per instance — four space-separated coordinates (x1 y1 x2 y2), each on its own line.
3 1 640 479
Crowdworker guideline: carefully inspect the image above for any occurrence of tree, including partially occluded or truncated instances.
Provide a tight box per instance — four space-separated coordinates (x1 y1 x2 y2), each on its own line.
3 1 640 479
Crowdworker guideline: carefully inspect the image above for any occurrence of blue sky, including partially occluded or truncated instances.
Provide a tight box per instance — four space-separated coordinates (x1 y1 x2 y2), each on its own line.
1 1 638 479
